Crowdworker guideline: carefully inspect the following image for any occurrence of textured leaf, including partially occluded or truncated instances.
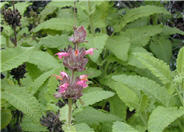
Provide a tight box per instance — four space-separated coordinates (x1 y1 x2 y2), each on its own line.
33 18 74 33
112 74 170 105
162 26 184 36
80 90 114 106
148 106 184 132
106 35 130 61
107 80 139 109
75 123 94 132
177 47 184 73
27 69 57 95
113 121 138 132
110 96 127 121
122 25 163 46
28 50 61 71
80 67 101 78
150 36 172 64
2 86 42 122
38 35 69 49
21 116 47 132
85 34 108 62
14 2 32 16
1 47 33 72
74 107 121 124
1 109 12 129
134 52 172 85
120 5 169 30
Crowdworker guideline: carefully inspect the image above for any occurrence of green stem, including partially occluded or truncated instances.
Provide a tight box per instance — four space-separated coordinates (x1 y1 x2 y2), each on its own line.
88 0 95 35
68 98 73 126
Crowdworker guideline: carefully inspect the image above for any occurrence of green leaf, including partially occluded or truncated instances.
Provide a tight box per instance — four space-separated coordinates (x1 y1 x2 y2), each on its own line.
1 109 12 129
80 67 101 78
2 86 42 123
176 47 184 73
21 116 47 132
162 26 184 36
150 36 172 64
75 123 94 132
14 2 32 16
27 69 57 95
79 90 114 106
39 35 69 49
112 74 170 105
121 25 163 46
85 34 108 62
148 106 184 132
107 80 139 109
120 5 169 30
33 18 74 33
113 121 138 132
74 107 121 124
134 52 172 85
1 47 33 72
106 35 130 61
110 96 127 121
28 50 61 71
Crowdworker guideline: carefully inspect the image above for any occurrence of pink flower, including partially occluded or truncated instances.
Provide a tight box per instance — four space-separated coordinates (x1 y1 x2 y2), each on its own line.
80 75 88 81
53 74 63 81
55 52 69 59
85 48 95 55
69 26 87 44
77 80 88 88
60 72 68 78
58 83 69 93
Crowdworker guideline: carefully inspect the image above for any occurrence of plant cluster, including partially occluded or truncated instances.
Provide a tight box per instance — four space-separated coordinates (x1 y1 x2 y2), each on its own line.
1 1 184 132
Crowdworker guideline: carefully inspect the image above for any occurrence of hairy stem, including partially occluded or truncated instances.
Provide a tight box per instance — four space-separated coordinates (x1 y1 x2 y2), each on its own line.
88 0 95 35
73 0 77 26
12 1 17 47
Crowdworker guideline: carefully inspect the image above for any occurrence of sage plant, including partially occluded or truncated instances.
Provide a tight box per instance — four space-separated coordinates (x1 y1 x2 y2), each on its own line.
54 26 94 127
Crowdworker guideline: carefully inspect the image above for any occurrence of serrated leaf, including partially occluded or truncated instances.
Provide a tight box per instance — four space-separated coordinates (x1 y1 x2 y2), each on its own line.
112 74 170 105
150 36 172 64
38 35 68 49
28 50 61 71
33 18 74 33
2 86 42 123
107 80 139 110
148 106 184 132
134 52 172 85
1 47 33 72
75 123 94 132
113 121 138 132
122 25 163 46
79 90 114 106
162 26 184 36
106 35 130 61
85 34 108 62
27 69 56 95
1 109 12 129
177 47 184 73
74 107 121 124
21 116 47 132
120 5 169 30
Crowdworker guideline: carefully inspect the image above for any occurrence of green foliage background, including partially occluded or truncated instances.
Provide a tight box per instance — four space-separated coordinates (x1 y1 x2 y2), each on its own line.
1 1 184 132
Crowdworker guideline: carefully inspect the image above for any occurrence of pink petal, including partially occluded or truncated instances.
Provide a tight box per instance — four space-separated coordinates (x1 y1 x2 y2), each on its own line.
80 75 88 81
58 83 69 93
77 80 88 88
55 52 69 59
85 48 95 55
60 72 68 78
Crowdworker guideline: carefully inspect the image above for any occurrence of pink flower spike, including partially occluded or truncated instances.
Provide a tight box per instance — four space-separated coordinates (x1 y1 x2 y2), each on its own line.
58 83 69 93
85 48 95 55
55 52 69 59
77 80 88 88
80 75 88 81
60 72 68 78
